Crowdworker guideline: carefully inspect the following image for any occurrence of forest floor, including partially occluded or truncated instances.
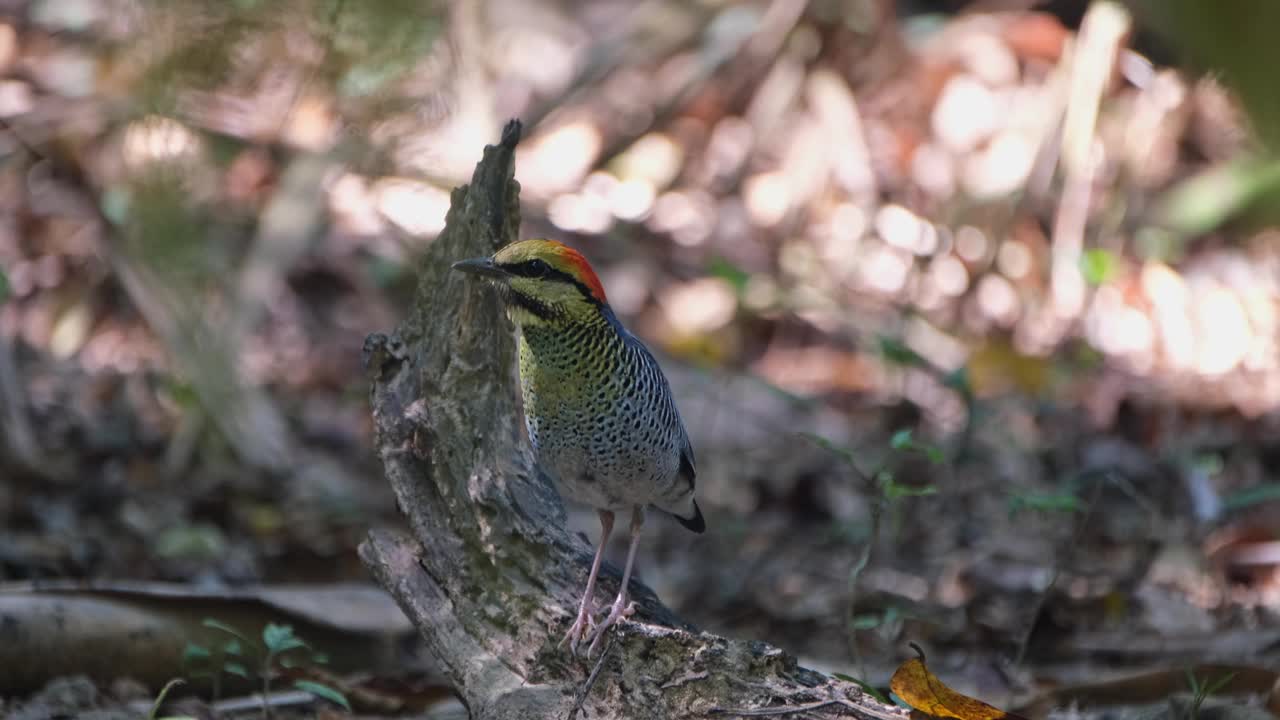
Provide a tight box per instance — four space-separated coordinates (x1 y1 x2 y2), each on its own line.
1 0 1279 718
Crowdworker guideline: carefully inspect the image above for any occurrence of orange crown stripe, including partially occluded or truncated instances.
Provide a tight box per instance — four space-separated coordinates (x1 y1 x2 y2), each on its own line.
552 243 608 304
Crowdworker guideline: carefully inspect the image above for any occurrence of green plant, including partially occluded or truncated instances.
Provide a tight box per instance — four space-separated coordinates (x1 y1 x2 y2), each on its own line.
1080 248 1119 286
1184 667 1237 720
888 429 944 467
147 677 197 720
184 618 350 716
847 605 913 644
805 428 942 679
1222 482 1280 512
1006 490 1083 518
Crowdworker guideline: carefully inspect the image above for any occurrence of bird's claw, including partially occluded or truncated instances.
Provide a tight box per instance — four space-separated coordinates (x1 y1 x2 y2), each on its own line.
584 598 636 658
560 604 598 656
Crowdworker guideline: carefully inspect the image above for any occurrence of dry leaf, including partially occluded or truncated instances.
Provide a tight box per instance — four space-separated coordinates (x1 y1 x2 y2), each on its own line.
890 652 1026 720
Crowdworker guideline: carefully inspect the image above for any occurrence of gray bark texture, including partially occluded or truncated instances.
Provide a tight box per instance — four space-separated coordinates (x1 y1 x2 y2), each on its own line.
358 120 913 720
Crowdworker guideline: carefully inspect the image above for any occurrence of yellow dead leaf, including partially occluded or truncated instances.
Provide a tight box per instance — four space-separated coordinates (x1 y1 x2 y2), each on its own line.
890 655 1025 720
965 339 1050 397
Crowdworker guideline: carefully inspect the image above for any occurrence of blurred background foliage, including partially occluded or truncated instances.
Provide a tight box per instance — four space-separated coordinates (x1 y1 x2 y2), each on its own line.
3 0 1280 714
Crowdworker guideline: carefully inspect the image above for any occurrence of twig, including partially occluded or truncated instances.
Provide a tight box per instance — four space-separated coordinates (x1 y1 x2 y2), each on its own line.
709 684 895 718
709 698 846 716
802 434 881 680
1050 1 1131 319
0 335 43 477
845 473 881 681
1011 472 1106 670
568 634 616 720
661 670 709 690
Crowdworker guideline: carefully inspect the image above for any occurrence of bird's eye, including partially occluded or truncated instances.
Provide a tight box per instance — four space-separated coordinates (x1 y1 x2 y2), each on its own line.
528 259 552 276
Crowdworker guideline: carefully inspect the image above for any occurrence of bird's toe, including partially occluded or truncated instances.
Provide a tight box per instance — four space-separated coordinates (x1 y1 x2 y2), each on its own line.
560 605 598 656
584 597 635 657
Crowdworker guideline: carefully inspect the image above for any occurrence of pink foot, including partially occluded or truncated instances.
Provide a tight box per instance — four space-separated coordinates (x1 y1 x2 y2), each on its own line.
585 597 636 658
560 601 598 656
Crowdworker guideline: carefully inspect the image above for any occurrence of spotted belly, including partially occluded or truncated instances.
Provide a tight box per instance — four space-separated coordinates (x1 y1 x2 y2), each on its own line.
526 412 678 511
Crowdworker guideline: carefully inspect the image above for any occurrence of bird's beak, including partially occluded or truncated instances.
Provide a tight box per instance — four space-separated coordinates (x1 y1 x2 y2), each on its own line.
451 257 507 280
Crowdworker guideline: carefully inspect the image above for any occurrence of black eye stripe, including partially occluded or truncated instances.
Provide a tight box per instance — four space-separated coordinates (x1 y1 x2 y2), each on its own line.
497 257 606 306
503 259 553 278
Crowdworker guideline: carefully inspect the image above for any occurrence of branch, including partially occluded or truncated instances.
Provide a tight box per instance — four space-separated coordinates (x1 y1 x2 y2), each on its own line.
359 119 908 720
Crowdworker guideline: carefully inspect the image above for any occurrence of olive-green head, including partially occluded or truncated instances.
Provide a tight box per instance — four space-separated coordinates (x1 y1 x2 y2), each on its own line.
452 239 609 326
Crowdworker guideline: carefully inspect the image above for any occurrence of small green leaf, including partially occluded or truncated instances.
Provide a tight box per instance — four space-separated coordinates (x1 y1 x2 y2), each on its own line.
221 639 242 656
878 336 926 368
1007 491 1082 517
801 432 859 467
222 661 250 679
707 257 752 294
890 429 914 450
156 524 226 561
0 266 9 303
884 482 939 501
182 643 211 664
1222 483 1280 511
163 378 201 410
1157 157 1280 234
850 614 882 630
888 429 944 464
942 367 970 394
311 652 329 665
202 618 250 643
262 623 307 653
1190 453 1223 476
1203 671 1238 696
100 187 132 225
1080 248 1118 285
1185 666 1201 694
294 680 351 711
365 255 406 289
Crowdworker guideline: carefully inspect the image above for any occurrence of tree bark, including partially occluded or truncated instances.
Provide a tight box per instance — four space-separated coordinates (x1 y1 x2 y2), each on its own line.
358 120 911 720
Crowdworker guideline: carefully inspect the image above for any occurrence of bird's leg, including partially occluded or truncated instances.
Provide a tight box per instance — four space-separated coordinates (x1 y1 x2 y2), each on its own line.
586 506 644 657
561 509 614 655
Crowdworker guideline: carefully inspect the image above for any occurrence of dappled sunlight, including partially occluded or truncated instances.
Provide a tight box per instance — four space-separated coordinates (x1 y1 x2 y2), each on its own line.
743 171 792 228
651 189 716 247
121 116 202 168
517 119 602 196
659 277 737 336
374 178 452 237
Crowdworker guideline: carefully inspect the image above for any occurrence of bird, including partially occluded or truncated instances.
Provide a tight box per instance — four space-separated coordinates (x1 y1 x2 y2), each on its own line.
452 238 704 657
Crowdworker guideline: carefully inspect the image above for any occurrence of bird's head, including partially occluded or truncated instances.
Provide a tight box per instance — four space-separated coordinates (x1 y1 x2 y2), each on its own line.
451 239 609 326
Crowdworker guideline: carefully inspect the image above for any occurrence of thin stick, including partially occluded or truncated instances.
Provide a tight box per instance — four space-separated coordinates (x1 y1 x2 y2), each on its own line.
568 635 615 720
1012 473 1105 670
